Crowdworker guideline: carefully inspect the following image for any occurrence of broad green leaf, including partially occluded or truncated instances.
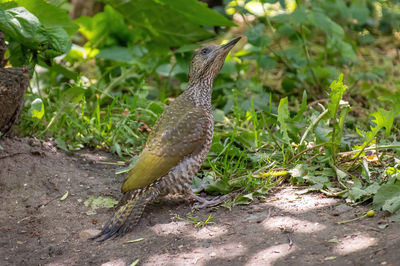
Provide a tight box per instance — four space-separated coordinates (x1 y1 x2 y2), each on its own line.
204 178 232 195
0 5 72 64
337 40 357 60
29 98 45 119
0 7 46 48
46 27 71 54
213 109 226 123
349 1 370 25
55 137 68 151
389 211 400 222
373 184 400 213
259 54 276 70
235 193 254 205
62 86 85 103
161 0 233 27
245 24 270 47
96 46 133 62
104 0 229 46
84 196 118 210
15 0 78 36
291 5 307 24
307 11 344 37
75 5 133 49
348 187 369 201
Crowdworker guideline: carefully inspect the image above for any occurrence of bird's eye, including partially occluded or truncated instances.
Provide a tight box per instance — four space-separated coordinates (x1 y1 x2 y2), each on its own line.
201 48 209 55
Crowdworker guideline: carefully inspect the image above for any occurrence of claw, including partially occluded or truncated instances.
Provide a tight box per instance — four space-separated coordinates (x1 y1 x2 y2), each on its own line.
190 191 229 209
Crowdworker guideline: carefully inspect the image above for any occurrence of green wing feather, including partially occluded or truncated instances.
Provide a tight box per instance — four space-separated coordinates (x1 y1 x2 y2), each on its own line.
121 99 210 193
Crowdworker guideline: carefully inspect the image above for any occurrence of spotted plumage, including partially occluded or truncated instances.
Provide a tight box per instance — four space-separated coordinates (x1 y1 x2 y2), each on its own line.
91 37 241 241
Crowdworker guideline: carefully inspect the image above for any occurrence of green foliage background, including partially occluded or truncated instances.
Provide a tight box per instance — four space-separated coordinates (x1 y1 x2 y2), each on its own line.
1 0 400 219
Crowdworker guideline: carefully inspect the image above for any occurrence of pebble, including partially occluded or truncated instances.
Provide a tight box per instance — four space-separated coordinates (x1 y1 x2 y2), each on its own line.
101 259 126 266
79 229 101 239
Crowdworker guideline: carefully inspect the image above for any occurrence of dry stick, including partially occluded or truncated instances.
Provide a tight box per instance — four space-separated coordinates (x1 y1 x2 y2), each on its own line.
298 108 330 149
0 152 26 159
339 144 400 156
287 143 326 164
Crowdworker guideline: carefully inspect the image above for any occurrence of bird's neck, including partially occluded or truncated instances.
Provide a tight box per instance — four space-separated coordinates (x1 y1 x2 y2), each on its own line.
185 77 213 107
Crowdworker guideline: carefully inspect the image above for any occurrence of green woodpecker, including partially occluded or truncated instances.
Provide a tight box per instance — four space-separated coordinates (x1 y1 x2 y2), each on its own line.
92 37 241 241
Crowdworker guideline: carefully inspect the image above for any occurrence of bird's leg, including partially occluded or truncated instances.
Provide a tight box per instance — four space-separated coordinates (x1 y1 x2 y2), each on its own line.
189 190 230 209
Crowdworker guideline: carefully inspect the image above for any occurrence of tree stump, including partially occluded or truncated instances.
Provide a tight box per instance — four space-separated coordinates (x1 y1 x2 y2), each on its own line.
0 32 30 136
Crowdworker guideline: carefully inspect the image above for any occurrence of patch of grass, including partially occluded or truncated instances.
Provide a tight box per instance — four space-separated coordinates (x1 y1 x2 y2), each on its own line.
175 214 215 228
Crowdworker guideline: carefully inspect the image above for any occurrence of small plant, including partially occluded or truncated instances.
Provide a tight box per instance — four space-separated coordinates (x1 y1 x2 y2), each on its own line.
175 214 215 228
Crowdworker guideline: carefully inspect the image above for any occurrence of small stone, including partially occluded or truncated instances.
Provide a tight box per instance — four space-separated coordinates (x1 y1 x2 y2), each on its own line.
101 259 126 266
332 204 353 215
79 229 101 239
210 252 216 257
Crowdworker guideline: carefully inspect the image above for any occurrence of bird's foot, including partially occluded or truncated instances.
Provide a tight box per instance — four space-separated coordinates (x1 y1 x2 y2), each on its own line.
190 191 229 209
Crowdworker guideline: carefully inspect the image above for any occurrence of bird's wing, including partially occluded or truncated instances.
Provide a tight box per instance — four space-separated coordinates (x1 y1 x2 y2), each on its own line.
121 106 210 192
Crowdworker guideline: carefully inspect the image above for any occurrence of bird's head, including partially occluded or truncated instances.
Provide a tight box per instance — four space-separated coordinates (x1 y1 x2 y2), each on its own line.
188 36 241 83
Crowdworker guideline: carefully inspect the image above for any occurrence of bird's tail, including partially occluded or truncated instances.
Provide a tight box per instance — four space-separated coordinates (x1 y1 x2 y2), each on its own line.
90 186 159 241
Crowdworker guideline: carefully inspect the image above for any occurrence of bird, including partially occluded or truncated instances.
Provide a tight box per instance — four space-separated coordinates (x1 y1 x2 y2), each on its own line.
91 36 241 241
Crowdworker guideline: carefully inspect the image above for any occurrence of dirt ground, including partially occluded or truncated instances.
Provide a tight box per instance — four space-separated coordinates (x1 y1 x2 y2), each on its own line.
1 137 399 266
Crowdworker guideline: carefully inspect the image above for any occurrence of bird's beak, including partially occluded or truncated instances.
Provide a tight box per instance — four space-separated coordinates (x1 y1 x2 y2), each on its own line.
219 36 241 53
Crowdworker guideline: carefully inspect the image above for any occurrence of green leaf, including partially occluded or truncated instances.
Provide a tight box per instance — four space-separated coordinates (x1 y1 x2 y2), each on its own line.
0 7 46 48
291 5 307 24
235 193 254 205
328 73 348 118
259 54 276 70
213 109 226 123
104 0 231 46
389 211 400 222
245 24 270 47
15 0 78 36
161 0 233 27
204 178 232 195
349 1 370 25
55 137 68 151
307 11 344 37
84 196 118 215
373 184 400 213
337 40 357 60
60 191 69 201
0 5 72 65
29 98 45 120
96 46 133 62
277 97 290 142
46 27 71 54
348 187 368 201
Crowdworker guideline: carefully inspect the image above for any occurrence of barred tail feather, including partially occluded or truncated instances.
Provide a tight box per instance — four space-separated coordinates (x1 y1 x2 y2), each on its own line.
90 187 159 242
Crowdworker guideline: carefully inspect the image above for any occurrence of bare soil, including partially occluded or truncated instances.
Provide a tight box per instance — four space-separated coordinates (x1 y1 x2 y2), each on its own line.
1 137 399 266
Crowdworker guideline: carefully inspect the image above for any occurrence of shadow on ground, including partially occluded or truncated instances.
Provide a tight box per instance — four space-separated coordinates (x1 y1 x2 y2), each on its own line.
0 137 399 266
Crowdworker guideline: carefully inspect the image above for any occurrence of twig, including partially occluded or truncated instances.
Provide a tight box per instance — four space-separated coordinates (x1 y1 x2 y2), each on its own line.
339 144 400 156
298 108 329 148
0 152 26 159
287 143 326 164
